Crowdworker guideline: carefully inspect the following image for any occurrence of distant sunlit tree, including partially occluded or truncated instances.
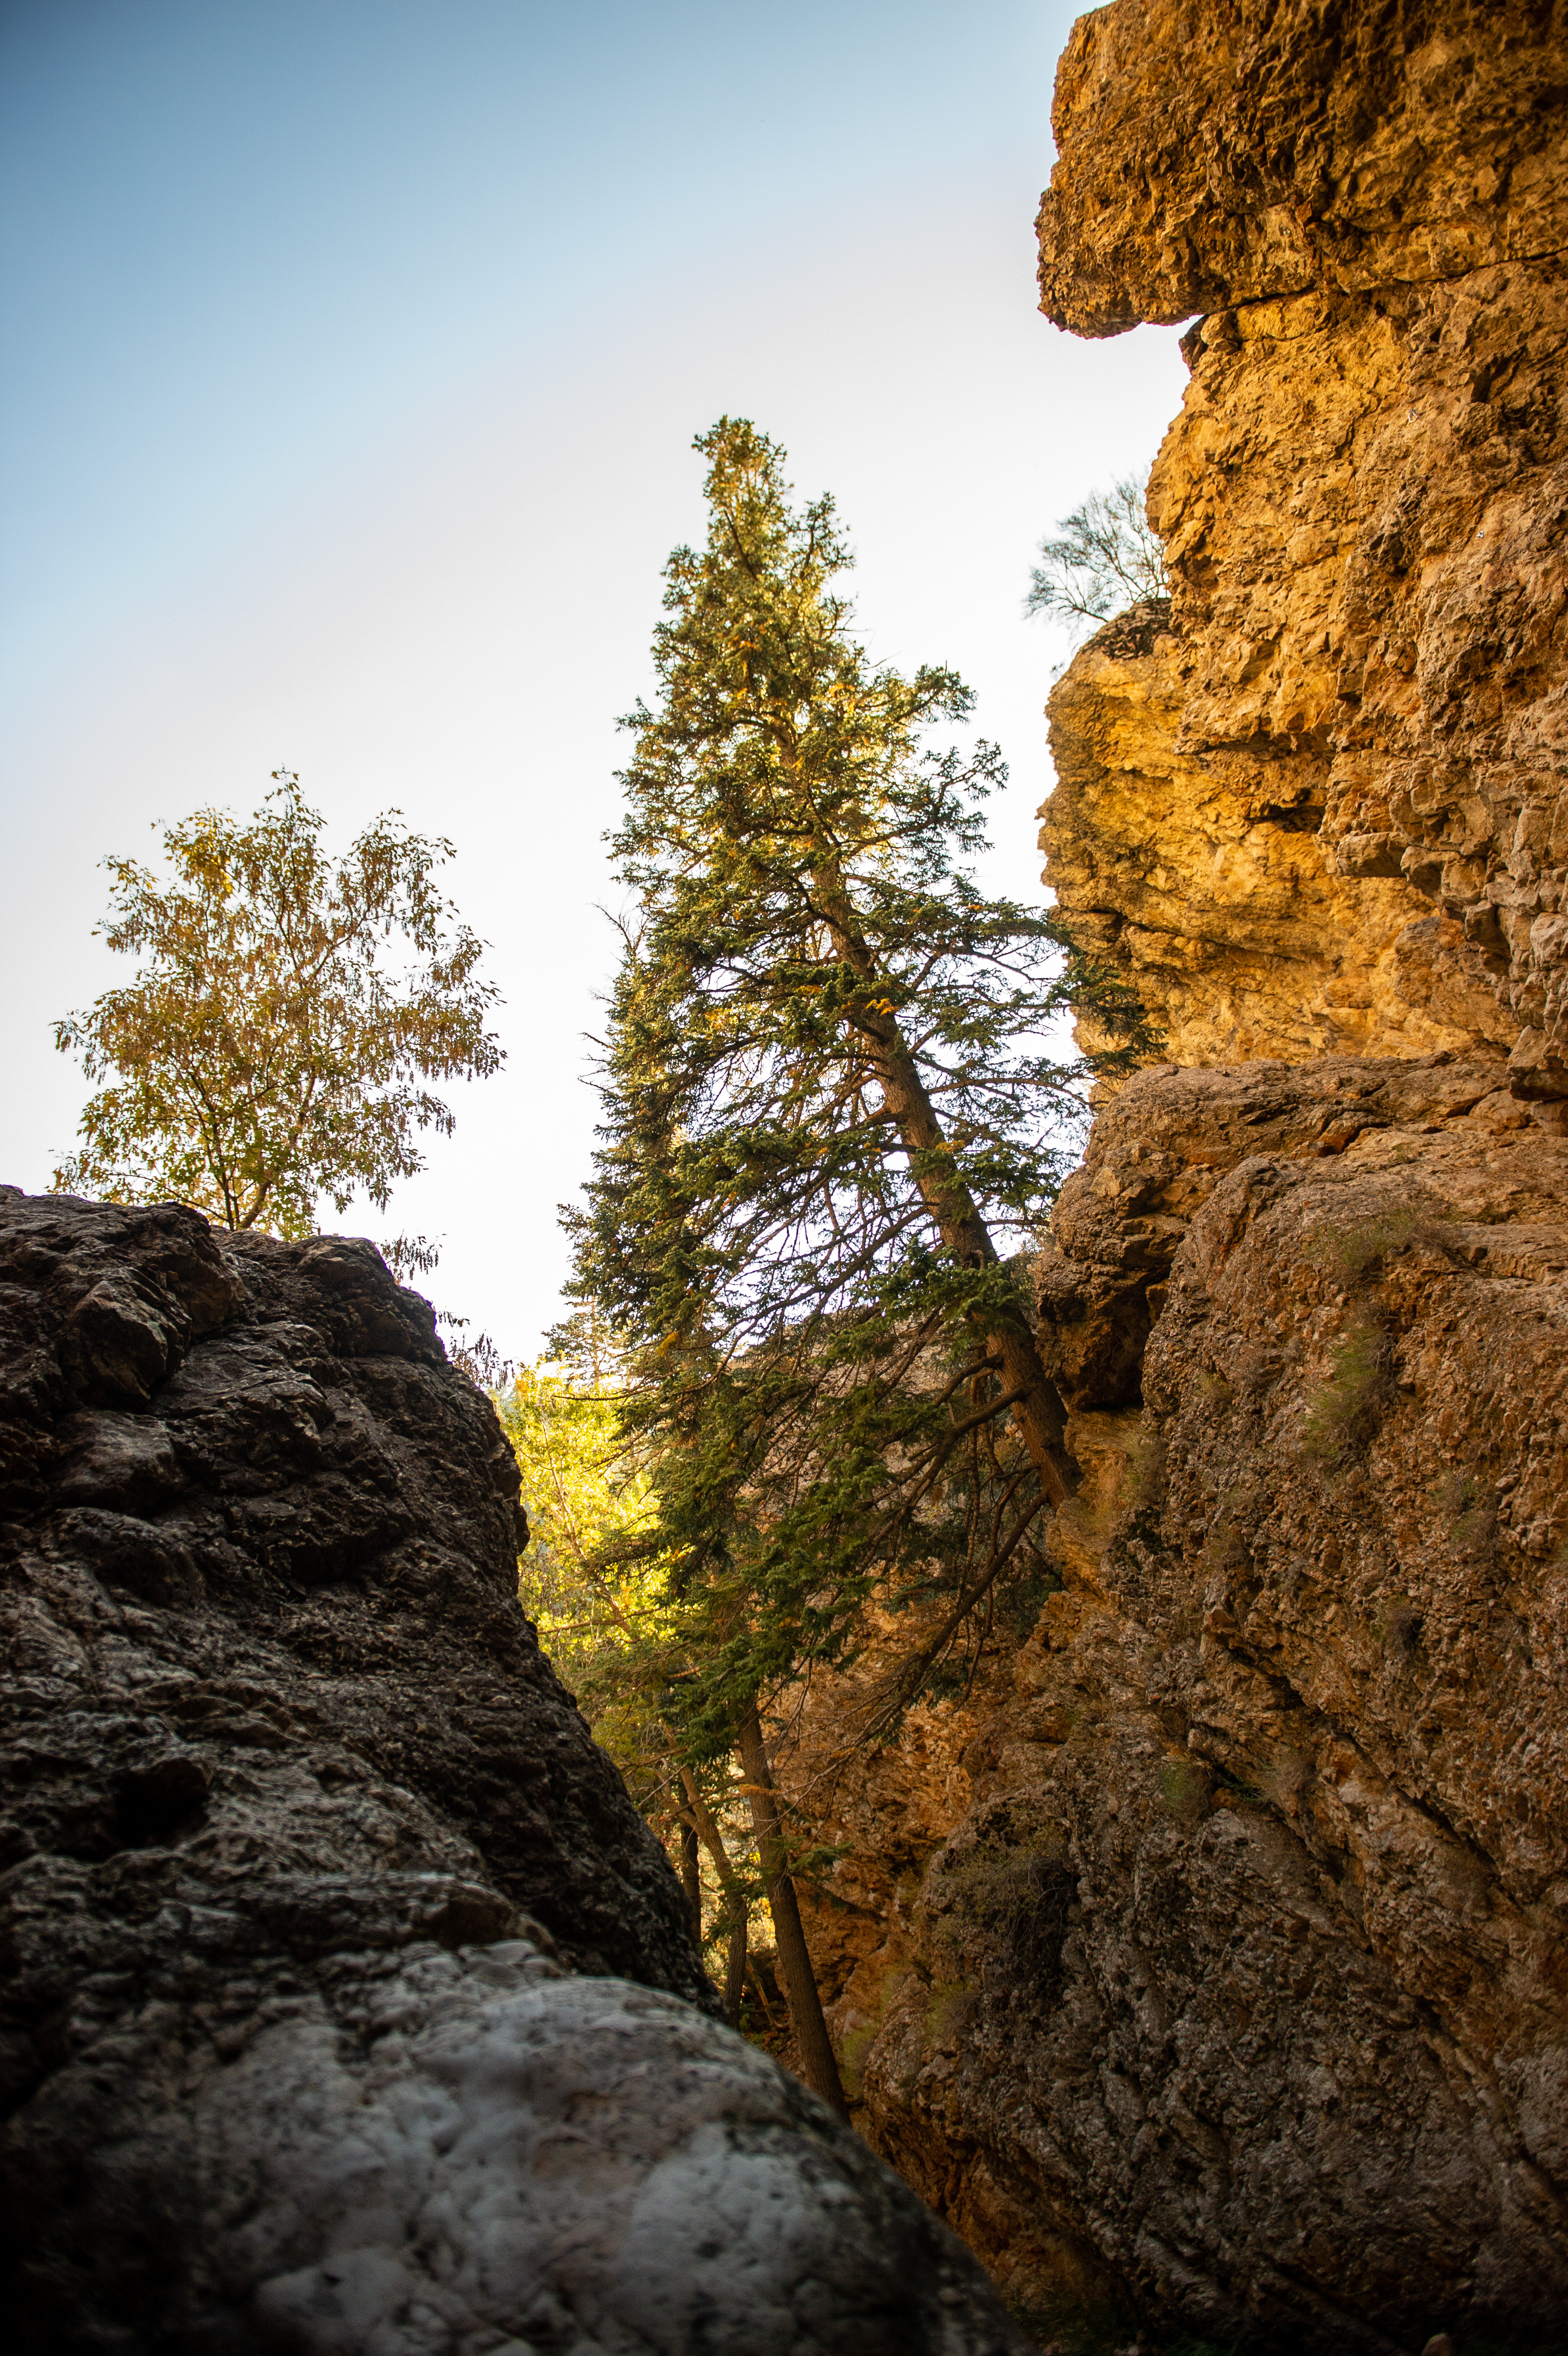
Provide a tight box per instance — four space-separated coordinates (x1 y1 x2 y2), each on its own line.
53 773 502 1236
1026 472 1168 635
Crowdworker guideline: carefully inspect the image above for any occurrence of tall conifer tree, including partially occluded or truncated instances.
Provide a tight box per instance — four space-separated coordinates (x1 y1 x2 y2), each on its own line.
570 421 1150 2099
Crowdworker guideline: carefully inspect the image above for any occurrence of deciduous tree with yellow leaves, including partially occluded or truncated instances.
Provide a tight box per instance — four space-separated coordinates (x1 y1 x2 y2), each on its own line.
53 774 501 1235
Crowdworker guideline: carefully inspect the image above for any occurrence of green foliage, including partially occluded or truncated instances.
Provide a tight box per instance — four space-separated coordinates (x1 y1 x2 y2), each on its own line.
53 774 501 1236
932 1827 1075 1989
1307 1205 1425 1277
995 1560 1060 1645
1157 1755 1212 1828
495 1358 676 1799
921 1976 978 2043
495 1353 778 1989
568 418 1155 1767
1026 472 1169 636
837 1959 910 2098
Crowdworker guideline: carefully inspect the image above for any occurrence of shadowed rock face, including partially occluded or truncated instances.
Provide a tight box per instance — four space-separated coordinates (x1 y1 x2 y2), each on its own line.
0 1189 1030 2356
773 1059 1568 2348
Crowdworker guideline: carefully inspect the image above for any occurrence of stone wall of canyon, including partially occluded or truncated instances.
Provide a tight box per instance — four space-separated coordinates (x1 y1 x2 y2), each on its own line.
0 1192 1027 2355
769 6 1568 2350
1040 0 1568 1090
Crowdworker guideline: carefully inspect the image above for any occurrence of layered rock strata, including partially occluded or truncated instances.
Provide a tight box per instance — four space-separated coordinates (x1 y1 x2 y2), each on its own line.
1037 0 1568 1094
0 1189 1028 2356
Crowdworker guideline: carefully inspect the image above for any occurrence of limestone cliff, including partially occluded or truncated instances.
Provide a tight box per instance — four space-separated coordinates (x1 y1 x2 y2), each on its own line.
763 7 1568 2350
1038 0 1568 1093
0 1190 1030 2356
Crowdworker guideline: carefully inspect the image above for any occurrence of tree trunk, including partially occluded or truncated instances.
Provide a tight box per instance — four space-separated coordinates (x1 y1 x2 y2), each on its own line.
679 1765 749 2030
813 872 1077 1505
867 1024 1074 1502
724 1900 748 2029
678 1813 702 1943
737 1703 849 2117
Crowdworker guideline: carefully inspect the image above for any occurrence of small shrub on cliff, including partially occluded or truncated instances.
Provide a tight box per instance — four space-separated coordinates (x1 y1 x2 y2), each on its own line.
1258 1746 1312 1808
52 774 502 1235
1157 1754 1212 1829
1308 1205 1426 1278
1299 1313 1392 1468
1431 1468 1498 1563
931 1823 1076 1993
1374 1597 1423 1663
837 1958 910 2098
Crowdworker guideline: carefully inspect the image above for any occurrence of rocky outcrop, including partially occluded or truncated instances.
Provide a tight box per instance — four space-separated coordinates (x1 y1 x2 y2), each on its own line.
1034 1047 1556 1410
1035 0 1566 338
1043 603 1510 1068
782 1057 1568 2347
755 8 1568 2349
1037 0 1568 1095
0 1189 1030 2355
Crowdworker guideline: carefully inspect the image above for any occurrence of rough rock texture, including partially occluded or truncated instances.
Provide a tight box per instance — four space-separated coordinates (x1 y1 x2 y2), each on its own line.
0 1189 1029 2356
1037 0 1568 1095
781 1059 1568 2348
756 11 1568 2345
1034 1047 1543 1410
1036 0 1567 338
1043 603 1509 1068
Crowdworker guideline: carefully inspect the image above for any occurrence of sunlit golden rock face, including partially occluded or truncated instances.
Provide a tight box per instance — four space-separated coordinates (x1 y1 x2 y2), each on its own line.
1042 605 1503 1070
1037 0 1568 1093
1034 0 1568 339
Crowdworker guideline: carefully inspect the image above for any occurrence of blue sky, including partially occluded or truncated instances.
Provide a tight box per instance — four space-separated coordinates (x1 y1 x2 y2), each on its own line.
0 0 1188 1353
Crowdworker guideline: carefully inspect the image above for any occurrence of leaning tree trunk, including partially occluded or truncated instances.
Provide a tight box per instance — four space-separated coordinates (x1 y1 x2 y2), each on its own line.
723 1899 748 2029
737 1703 849 2117
814 869 1077 1505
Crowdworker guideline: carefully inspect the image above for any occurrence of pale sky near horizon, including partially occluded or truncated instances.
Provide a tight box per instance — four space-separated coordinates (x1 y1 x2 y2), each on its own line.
0 0 1189 1360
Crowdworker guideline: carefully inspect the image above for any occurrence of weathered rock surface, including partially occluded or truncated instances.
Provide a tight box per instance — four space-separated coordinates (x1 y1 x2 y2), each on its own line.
777 1058 1568 2347
1037 0 1568 1094
1036 0 1567 338
0 1189 1030 2355
1034 1047 1549 1409
1042 603 1507 1069
762 19 1568 2338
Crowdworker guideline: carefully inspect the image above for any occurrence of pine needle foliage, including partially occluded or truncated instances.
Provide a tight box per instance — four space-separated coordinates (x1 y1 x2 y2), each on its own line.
571 419 1154 1765
53 775 501 1237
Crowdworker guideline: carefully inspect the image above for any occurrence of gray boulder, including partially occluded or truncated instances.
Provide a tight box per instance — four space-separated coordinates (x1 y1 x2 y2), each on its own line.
0 1190 1027 2354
